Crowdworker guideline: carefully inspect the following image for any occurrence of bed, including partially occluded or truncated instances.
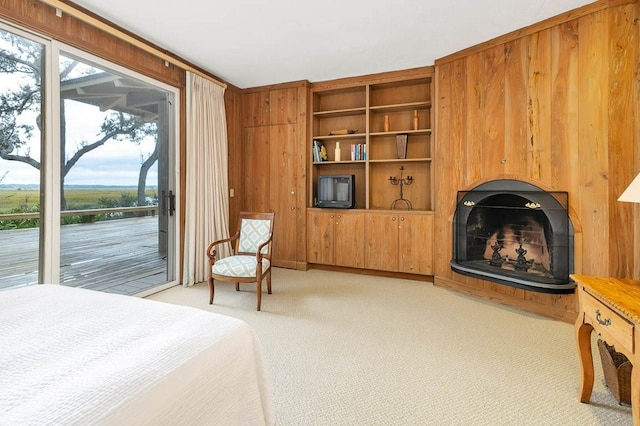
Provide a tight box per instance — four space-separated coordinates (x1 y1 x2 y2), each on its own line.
0 284 275 425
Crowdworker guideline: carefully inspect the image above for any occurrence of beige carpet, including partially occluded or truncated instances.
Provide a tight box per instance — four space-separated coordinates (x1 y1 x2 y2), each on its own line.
147 268 632 425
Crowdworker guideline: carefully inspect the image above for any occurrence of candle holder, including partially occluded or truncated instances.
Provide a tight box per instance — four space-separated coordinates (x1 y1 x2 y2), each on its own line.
388 166 414 210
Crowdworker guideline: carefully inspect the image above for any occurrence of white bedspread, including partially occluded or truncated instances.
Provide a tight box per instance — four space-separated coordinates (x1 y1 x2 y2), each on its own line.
0 284 274 425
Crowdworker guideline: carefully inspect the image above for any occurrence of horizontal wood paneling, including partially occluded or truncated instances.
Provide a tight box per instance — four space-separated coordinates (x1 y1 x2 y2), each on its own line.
434 0 640 321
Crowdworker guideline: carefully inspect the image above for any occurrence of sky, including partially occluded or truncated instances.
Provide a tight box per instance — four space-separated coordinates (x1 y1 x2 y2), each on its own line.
61 99 158 187
1 91 159 188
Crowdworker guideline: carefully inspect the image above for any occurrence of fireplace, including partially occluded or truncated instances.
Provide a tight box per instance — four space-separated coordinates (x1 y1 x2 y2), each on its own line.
451 179 574 294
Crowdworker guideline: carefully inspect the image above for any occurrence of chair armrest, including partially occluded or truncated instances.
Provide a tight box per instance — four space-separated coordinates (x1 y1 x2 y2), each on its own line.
255 232 274 261
207 231 240 260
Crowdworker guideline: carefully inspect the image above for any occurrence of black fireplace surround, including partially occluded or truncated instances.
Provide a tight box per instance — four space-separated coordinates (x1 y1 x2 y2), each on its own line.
451 179 575 294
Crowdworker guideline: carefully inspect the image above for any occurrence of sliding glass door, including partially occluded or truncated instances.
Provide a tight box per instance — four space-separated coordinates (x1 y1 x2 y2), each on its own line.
0 26 47 290
57 50 178 295
0 23 179 295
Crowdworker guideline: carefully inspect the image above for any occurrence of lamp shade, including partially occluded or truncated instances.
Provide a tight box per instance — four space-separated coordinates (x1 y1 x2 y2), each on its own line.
618 173 640 203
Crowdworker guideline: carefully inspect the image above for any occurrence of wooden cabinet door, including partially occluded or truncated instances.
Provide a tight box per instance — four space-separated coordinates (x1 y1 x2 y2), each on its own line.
270 124 298 268
398 213 433 274
365 213 399 272
243 126 270 212
240 84 307 270
335 212 365 268
242 91 270 127
270 88 297 125
307 211 334 265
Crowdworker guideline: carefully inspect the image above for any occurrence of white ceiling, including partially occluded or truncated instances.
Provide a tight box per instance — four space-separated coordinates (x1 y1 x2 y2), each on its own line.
70 0 596 89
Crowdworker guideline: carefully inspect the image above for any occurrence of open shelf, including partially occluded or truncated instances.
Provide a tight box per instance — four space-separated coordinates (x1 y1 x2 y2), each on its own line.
310 73 434 211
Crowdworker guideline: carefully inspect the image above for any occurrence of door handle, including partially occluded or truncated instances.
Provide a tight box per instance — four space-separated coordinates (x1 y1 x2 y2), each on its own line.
162 190 176 216
168 191 175 216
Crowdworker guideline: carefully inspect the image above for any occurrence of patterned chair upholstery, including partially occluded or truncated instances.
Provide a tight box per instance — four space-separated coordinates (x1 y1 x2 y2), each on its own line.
206 211 275 311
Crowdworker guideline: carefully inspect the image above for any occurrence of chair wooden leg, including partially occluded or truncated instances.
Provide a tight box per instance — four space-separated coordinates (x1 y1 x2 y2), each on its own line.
256 277 262 311
235 282 240 291
208 277 215 305
267 270 272 294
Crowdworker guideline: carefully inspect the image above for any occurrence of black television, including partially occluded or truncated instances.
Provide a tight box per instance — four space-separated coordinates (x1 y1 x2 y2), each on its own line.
317 174 355 209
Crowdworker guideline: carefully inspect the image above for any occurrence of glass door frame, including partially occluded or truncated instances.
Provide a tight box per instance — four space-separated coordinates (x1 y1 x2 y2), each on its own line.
0 21 181 293
0 34 180 293
46 42 181 293
0 22 54 285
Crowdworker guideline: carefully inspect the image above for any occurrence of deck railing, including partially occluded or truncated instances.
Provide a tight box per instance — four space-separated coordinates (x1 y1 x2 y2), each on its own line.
0 206 158 222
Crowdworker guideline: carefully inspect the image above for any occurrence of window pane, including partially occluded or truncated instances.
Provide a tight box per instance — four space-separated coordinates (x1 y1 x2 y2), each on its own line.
58 53 174 295
0 28 44 290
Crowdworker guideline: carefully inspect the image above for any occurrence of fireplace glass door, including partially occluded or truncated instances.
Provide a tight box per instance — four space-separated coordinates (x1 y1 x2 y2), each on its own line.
451 180 574 293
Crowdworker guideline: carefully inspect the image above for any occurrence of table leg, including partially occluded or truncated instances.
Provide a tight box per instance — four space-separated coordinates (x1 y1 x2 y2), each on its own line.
575 320 594 402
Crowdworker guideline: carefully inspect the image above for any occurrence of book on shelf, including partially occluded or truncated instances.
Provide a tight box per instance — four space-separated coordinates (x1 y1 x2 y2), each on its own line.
313 140 327 162
350 143 366 161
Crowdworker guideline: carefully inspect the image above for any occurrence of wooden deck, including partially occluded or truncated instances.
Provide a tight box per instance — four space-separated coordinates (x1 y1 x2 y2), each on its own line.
0 216 168 295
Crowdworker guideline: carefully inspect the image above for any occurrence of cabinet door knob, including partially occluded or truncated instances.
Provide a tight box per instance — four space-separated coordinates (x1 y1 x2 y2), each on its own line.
290 206 296 210
400 217 405 221
392 217 397 221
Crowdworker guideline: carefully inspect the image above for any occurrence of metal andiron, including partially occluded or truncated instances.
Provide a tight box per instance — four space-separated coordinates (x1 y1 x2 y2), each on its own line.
389 166 414 210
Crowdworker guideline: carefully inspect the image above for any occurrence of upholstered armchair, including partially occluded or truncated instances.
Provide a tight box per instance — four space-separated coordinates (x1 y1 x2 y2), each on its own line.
206 211 275 311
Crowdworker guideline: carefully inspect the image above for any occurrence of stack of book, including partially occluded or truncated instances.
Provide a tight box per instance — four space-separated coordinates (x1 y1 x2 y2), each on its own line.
350 143 366 161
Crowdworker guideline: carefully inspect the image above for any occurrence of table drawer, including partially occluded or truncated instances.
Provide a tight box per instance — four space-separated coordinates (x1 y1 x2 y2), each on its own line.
582 290 634 354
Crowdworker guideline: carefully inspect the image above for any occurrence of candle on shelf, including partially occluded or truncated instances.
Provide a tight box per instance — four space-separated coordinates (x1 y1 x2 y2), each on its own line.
335 142 341 162
384 115 390 132
413 110 419 130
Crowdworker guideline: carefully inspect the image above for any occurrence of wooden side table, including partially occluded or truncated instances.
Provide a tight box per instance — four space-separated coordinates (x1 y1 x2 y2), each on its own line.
572 274 640 424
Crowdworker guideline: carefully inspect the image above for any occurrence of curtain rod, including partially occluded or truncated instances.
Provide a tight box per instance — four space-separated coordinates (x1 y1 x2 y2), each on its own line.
39 0 227 89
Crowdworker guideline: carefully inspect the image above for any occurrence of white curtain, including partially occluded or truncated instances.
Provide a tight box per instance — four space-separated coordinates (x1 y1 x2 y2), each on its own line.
182 72 230 286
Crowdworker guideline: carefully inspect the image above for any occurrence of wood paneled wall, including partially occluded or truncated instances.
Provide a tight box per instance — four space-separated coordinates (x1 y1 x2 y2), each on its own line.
434 0 639 322
224 87 244 233
0 0 185 87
